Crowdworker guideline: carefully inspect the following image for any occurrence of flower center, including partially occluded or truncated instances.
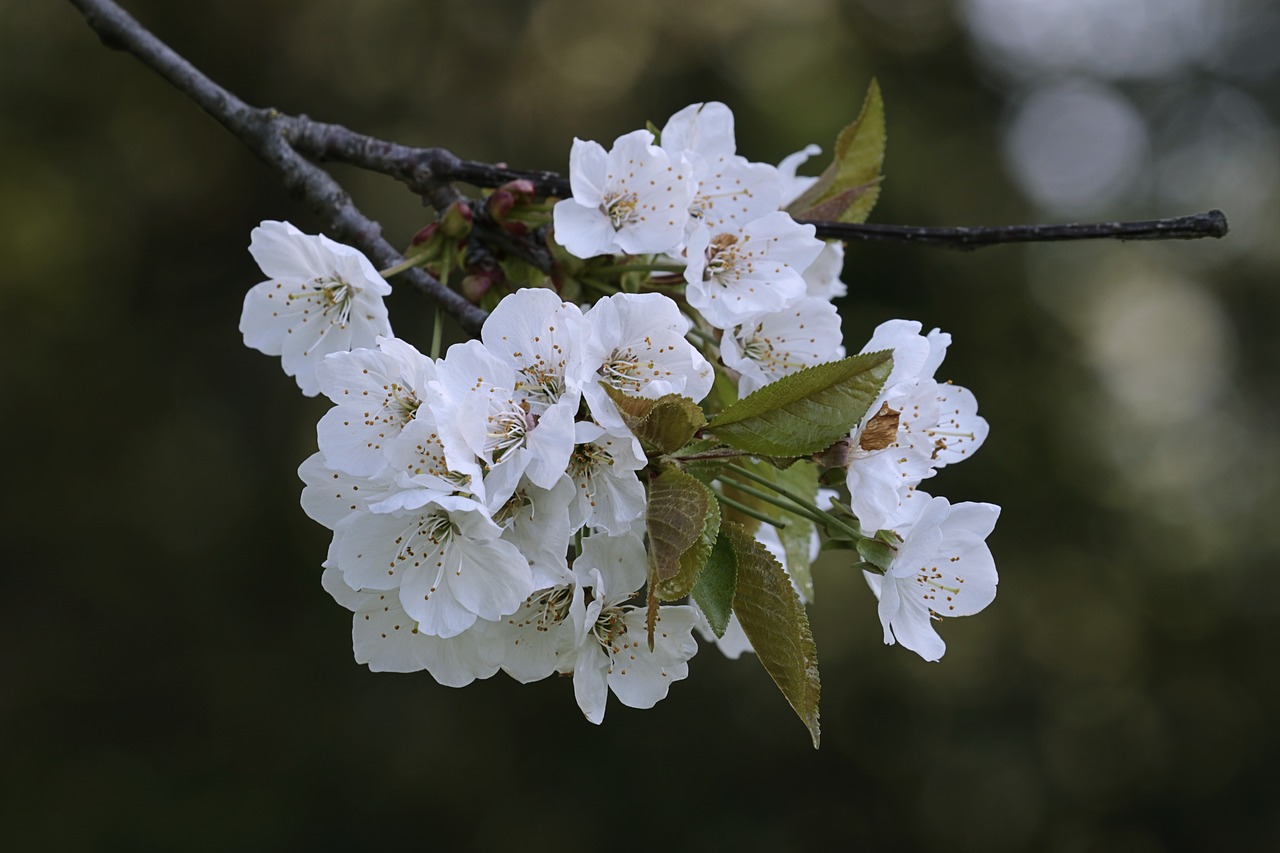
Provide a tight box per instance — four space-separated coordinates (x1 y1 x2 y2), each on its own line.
533 586 574 631
492 489 534 527
376 382 419 428
289 274 356 326
487 401 538 462
602 190 639 231
591 605 627 650
704 233 741 282
740 329 773 364
599 347 644 392
516 365 565 409
569 442 611 479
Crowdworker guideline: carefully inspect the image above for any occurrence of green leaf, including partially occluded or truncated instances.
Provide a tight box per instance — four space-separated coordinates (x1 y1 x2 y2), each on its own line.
602 384 707 456
727 521 821 748
644 468 717 643
787 79 886 224
707 351 893 457
692 528 737 637
656 493 720 601
774 463 819 603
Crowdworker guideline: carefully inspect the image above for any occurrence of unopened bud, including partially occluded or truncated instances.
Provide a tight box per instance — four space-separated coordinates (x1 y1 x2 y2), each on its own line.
410 222 438 247
441 201 473 239
461 268 500 303
487 189 517 221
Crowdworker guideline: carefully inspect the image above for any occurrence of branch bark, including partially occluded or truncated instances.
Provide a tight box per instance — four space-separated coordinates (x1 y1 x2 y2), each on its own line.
68 0 1229 335
807 210 1229 249
67 0 489 334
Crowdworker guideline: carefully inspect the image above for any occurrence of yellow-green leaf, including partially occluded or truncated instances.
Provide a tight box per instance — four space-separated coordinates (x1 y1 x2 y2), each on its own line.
707 351 893 457
787 79 886 224
656 493 720 601
727 521 821 748
602 384 707 456
692 530 737 638
644 467 717 643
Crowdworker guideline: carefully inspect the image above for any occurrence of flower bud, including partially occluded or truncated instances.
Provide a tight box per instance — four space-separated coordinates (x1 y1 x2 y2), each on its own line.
441 200 473 240
410 221 439 247
461 268 501 303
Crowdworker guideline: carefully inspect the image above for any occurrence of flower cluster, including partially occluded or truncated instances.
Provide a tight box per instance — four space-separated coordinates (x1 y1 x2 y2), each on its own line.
296 287 711 722
239 95 1001 739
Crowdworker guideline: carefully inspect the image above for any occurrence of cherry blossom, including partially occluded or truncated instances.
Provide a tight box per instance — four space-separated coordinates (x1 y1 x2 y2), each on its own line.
720 297 846 396
240 220 391 396
846 321 988 533
333 494 533 639
863 494 1000 662
577 292 714 428
314 336 438 478
552 130 694 258
660 102 782 240
683 211 823 329
322 567 500 686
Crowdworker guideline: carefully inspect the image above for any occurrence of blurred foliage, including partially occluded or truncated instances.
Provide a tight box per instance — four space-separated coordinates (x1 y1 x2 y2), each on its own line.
3 0 1278 850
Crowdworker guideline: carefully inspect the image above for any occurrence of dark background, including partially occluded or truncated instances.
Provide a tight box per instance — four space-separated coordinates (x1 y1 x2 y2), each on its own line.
5 1 1279 850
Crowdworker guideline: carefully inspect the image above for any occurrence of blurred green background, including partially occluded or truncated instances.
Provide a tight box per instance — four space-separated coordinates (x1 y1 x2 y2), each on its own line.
5 1 1279 850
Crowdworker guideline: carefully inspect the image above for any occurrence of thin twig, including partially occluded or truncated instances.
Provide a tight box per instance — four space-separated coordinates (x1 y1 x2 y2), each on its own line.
806 210 1229 249
67 0 489 334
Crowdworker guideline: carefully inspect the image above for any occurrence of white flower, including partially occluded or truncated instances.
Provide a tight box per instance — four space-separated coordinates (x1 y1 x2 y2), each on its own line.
660 102 782 240
552 130 694 258
314 336 438 478
479 287 584 420
684 211 822 329
577 292 714 429
333 493 533 639
298 451 392 532
381 411 485 508
660 102 737 164
845 321 988 532
863 494 1000 662
489 475 577 590
482 577 581 684
436 338 577 508
240 221 391 396
567 421 648 536
720 297 845 396
322 566 500 687
480 531 697 721
568 535 698 724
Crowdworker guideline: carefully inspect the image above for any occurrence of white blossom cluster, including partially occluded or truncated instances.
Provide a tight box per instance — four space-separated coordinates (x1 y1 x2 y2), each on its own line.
554 102 847 397
552 102 999 662
237 100 1004 728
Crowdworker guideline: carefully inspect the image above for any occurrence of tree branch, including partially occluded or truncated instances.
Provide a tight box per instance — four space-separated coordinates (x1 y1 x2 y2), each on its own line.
67 0 489 334
69 0 1229 335
805 210 1229 249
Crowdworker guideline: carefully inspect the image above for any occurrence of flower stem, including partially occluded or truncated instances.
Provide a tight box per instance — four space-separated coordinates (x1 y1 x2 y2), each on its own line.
672 447 750 463
430 307 444 361
604 262 686 275
717 475 834 533
379 248 433 279
725 463 863 541
712 489 787 529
